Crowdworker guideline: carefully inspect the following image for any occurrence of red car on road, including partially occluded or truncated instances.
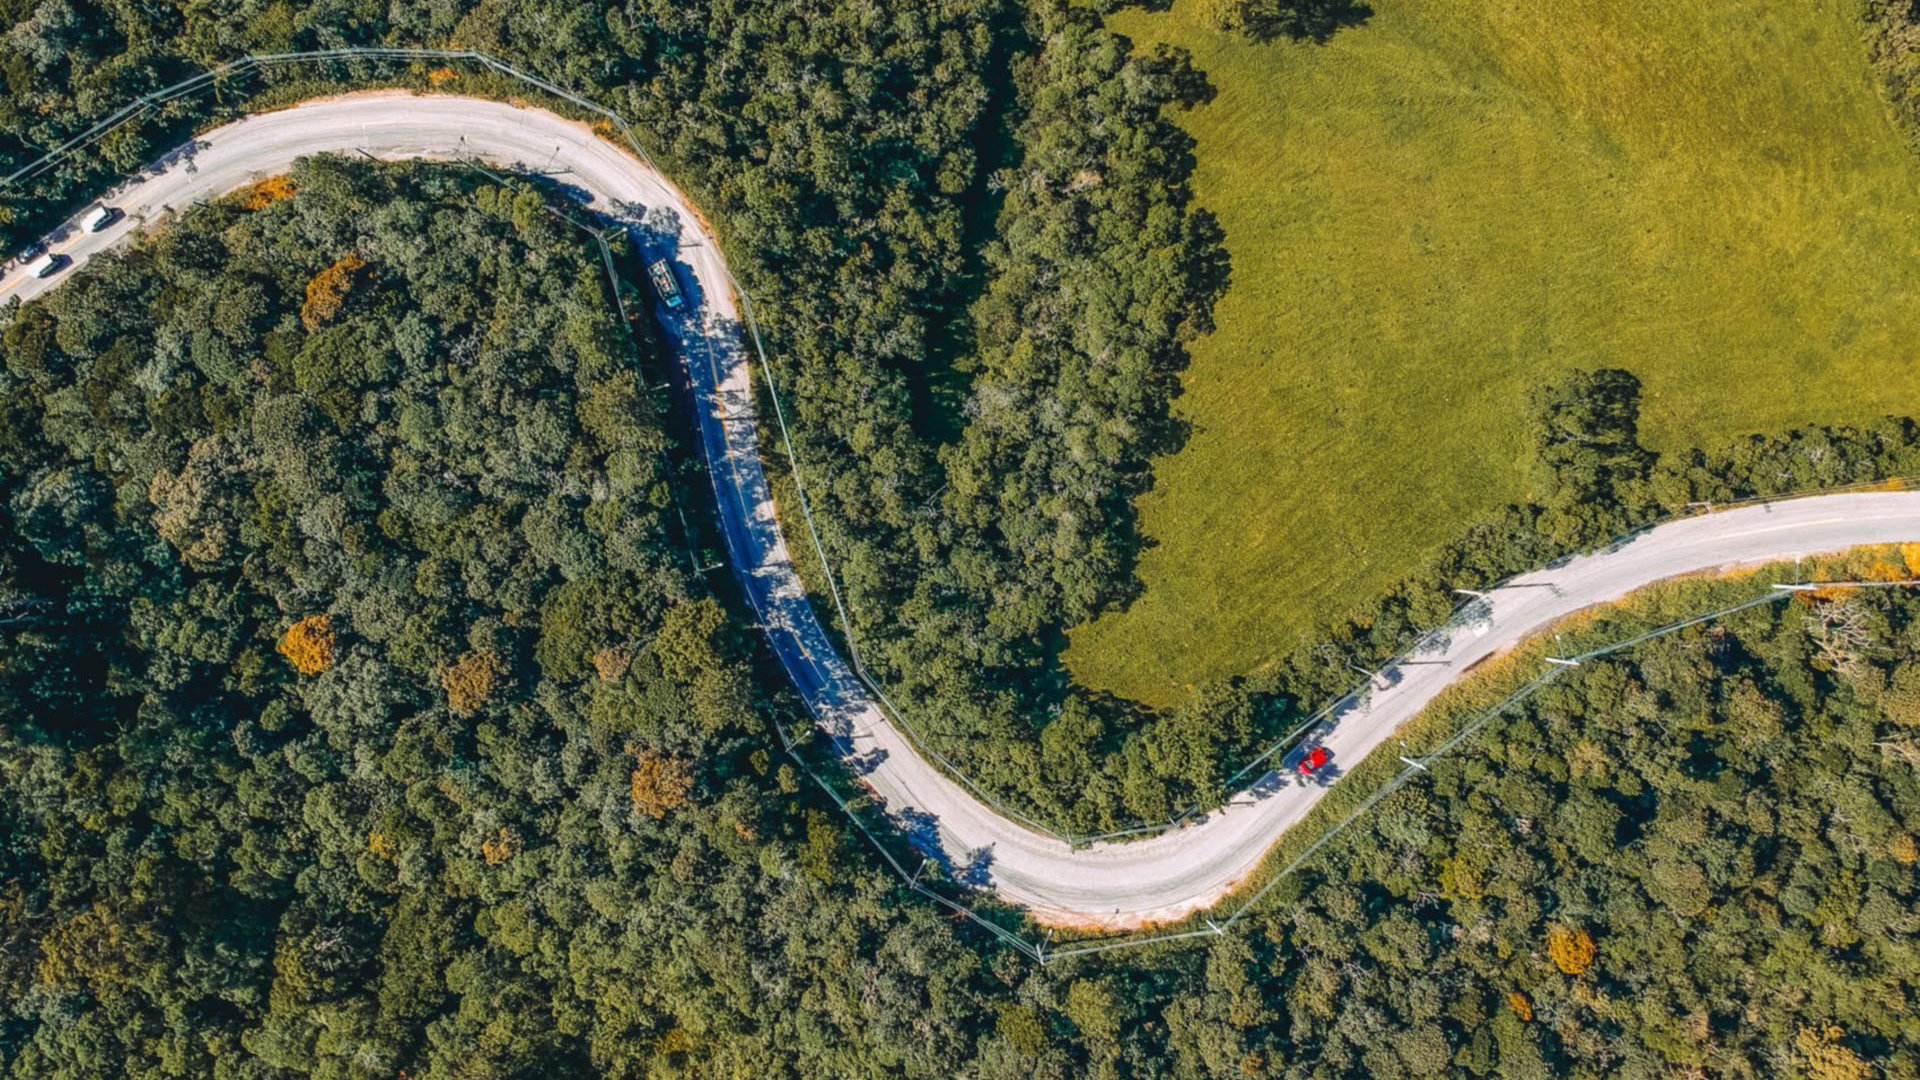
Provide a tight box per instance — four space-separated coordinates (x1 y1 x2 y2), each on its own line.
1298 747 1332 776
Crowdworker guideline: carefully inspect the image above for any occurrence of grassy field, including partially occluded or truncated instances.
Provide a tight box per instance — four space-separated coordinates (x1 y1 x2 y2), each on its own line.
1064 0 1920 706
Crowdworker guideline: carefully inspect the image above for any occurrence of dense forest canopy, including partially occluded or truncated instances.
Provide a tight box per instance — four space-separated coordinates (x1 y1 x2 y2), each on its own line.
0 2 1915 1077
0 167 1913 1077
0 156 993 1078
0 0 1281 829
1174 582 1920 1080
6 0 1920 846
9 0 1915 846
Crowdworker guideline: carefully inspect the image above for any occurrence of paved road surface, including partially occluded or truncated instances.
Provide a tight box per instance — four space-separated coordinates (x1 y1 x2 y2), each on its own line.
8 93 1920 929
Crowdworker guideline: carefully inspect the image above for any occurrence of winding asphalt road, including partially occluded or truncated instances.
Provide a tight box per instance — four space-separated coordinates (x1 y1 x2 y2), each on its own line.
7 93 1920 929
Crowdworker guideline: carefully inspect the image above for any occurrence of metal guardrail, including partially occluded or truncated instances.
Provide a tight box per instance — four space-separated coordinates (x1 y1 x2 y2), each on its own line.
0 45 1053 963
1045 578 1918 961
7 44 1917 847
1 48 659 191
9 49 1918 962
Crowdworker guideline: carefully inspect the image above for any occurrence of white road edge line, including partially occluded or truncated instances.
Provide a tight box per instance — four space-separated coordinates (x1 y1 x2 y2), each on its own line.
8 91 1920 930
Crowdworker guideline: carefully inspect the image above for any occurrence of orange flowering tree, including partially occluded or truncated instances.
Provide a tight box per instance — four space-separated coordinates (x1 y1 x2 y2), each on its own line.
301 253 368 329
278 615 335 676
480 828 518 866
441 650 504 716
235 175 296 210
1547 925 1595 976
630 752 694 820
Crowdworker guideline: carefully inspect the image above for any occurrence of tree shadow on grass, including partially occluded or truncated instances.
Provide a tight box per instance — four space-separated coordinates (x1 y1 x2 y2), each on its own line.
1239 0 1374 45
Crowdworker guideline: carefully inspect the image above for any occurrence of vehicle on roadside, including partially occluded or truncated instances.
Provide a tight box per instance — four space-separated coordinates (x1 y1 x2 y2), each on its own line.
1297 747 1332 776
82 205 119 232
648 257 684 310
21 251 65 279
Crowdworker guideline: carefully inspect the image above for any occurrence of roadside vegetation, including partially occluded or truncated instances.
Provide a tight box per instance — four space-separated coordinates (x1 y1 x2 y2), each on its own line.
0 157 995 1078
0 4 1916 1077
1167 575 1920 1080
6 0 1920 859
1072 0 1920 704
2 173 1915 1077
2 0 1239 831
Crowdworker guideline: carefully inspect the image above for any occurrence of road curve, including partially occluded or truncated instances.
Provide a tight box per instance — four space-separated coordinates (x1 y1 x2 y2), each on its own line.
7 92 1920 929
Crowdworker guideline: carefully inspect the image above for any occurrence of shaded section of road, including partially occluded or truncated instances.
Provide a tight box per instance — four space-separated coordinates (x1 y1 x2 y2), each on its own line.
8 93 1920 929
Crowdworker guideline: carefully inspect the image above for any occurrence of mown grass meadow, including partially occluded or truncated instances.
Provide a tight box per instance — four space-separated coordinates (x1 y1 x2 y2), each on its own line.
1067 0 1920 705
